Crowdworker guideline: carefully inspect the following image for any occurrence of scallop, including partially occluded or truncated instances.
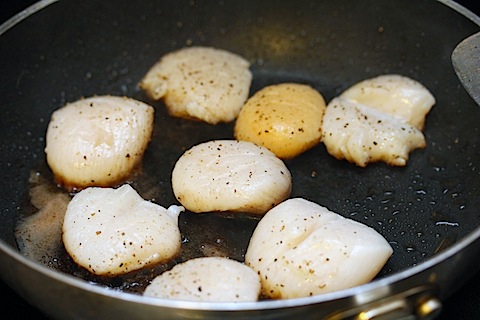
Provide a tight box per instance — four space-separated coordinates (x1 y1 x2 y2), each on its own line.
321 97 426 167
44 95 154 191
245 198 393 299
62 184 184 276
143 257 261 302
234 83 326 159
340 74 435 130
321 74 435 167
140 46 252 124
171 140 292 214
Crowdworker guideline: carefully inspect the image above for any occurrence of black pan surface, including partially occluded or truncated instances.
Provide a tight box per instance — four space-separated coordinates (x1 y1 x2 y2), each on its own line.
1 0 480 319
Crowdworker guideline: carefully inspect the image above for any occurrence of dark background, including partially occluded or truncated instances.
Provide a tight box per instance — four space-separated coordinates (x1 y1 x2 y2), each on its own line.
0 0 479 319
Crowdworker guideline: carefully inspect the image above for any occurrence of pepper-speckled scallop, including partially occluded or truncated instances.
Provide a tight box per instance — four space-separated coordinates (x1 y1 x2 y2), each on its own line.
143 257 261 302
44 95 154 191
245 198 393 299
62 184 184 276
171 140 292 214
321 74 435 167
234 83 326 159
140 46 252 124
340 74 435 130
321 97 426 167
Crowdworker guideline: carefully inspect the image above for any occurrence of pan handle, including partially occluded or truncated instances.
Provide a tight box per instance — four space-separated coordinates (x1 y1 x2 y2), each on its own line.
326 285 442 320
451 31 480 107
352 296 441 320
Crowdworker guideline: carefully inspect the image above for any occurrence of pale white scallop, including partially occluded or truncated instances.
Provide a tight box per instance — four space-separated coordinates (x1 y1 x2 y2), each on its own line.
322 97 426 167
171 140 292 214
140 46 252 124
44 95 154 190
143 257 261 302
340 74 435 129
62 184 184 276
245 198 393 299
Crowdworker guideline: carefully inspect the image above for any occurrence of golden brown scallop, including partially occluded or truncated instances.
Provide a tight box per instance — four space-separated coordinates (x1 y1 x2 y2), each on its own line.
234 83 326 159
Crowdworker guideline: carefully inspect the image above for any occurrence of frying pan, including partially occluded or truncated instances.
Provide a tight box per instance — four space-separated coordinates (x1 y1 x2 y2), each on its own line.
1 0 479 319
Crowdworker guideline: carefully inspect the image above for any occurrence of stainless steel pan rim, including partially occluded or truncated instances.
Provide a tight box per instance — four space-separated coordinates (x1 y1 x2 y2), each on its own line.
439 0 480 25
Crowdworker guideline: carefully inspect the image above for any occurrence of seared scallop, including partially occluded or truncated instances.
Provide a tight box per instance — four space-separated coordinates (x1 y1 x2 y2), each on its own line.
171 140 292 214
245 198 393 299
62 184 183 276
143 257 261 302
321 75 435 167
44 95 154 191
234 83 326 159
140 46 252 124
322 97 426 167
340 74 435 130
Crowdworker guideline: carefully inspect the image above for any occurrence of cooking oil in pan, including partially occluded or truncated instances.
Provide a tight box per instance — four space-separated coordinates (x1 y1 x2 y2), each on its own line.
14 166 259 294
